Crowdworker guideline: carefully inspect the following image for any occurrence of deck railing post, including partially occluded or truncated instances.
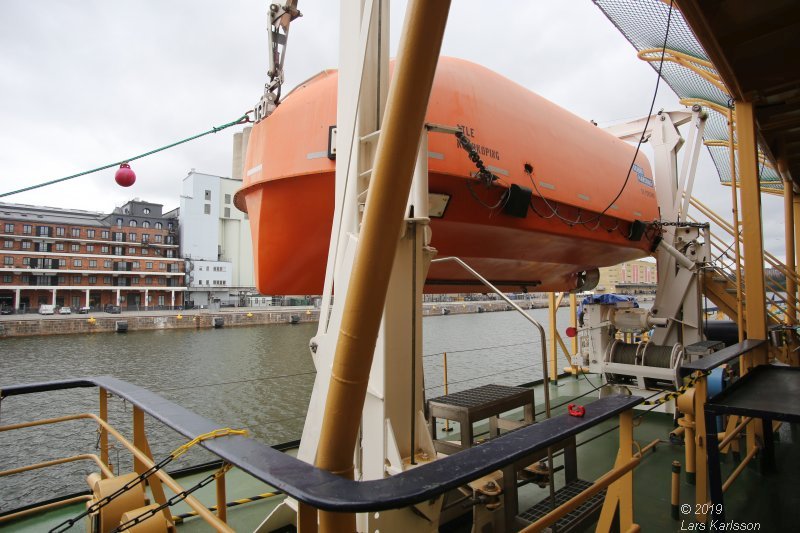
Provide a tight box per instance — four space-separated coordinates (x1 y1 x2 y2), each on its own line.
693 372 709 521
216 465 228 523
99 388 110 475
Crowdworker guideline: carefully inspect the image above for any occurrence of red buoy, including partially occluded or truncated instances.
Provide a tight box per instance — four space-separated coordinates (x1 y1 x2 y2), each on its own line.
565 326 578 338
115 163 136 187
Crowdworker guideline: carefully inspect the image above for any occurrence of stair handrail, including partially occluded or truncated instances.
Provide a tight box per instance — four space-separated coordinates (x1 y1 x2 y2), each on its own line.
689 198 800 285
706 232 796 320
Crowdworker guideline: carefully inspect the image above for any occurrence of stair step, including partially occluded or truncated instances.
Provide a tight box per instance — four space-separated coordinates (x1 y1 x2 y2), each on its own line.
517 478 605 532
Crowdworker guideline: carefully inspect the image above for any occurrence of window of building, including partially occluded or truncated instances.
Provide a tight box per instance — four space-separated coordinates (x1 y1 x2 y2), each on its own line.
73 259 82 267
101 246 109 253
129 220 137 227
104 260 111 268
165 236 173 244
141 248 149 255
142 221 150 228
56 227 65 236
101 230 109 239
116 218 123 227
71 228 80 237
22 257 30 265
113 232 124 242
204 204 211 215
154 235 162 243
2 274 11 282
86 244 94 252
143 208 151 215
58 276 66 284
141 234 149 243
128 233 137 242
21 241 31 249
89 276 97 284
113 246 123 256
132 261 140 268
224 207 231 218
127 247 136 255
3 223 13 233
58 259 66 266
55 243 64 251
224 193 231 205
132 277 139 285
73 275 82 284
155 222 162 229
89 260 97 268
159 263 166 270
145 277 152 285
23 224 32 235
103 276 112 284
204 189 211 201
70 244 80 252
146 262 153 269
87 229 95 238
168 222 173 231
3 240 11 249
166 250 174 258
3 256 12 265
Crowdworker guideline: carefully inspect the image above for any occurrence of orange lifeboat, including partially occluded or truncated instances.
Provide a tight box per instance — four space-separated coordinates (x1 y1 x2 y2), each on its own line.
237 57 658 294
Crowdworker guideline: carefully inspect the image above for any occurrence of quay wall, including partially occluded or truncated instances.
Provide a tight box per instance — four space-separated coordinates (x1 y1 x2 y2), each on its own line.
0 300 562 338
0 309 320 338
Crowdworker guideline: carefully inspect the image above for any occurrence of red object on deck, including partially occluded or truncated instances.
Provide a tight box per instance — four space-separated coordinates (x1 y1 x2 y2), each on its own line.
115 163 136 187
565 326 578 338
568 404 586 417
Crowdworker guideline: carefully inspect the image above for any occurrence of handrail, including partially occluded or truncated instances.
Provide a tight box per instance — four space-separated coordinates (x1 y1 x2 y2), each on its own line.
431 256 552 416
690 198 800 284
706 235 796 321
0 412 233 532
0 376 643 512
0 453 113 479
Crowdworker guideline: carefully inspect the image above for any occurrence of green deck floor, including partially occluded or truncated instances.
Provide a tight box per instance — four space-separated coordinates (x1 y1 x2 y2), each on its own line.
4 374 798 532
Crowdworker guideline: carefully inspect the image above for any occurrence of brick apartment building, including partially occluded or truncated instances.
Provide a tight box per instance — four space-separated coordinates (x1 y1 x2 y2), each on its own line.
0 199 185 312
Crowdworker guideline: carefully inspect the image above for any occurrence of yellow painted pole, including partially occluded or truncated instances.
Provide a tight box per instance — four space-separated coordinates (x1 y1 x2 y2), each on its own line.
548 292 558 382
99 388 110 475
693 373 708 521
314 1 451 530
727 107 745 341
570 292 578 367
736 101 768 366
216 467 228 524
795 192 800 290
736 101 767 451
443 352 450 432
780 159 796 326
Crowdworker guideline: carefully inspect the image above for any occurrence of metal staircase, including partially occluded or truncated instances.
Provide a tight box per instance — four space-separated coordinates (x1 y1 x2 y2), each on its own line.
689 197 797 344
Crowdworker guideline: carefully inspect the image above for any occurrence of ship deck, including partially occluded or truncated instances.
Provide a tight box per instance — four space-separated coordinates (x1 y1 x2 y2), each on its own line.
5 373 799 532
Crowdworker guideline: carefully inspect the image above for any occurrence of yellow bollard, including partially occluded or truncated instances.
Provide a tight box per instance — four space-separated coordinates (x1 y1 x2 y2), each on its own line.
671 461 682 520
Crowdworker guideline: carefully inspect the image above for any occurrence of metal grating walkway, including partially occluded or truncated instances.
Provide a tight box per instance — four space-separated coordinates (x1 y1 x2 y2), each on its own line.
518 479 605 532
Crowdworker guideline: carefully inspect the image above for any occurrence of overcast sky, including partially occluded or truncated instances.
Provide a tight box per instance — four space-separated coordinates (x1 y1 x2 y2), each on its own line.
0 0 787 261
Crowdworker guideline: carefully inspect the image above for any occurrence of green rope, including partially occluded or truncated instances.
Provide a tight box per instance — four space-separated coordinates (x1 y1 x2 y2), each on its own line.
0 113 251 199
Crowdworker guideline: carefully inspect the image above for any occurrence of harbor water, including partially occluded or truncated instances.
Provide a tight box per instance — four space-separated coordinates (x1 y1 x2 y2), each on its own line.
0 308 574 513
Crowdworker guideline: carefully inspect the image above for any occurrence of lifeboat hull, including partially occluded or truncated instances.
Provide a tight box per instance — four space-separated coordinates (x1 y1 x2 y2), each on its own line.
238 58 658 294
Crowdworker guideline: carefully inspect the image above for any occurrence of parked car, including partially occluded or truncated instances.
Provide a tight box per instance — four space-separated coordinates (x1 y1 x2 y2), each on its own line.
0 306 12 315
77 306 91 314
38 305 55 315
59 306 72 315
106 306 121 314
